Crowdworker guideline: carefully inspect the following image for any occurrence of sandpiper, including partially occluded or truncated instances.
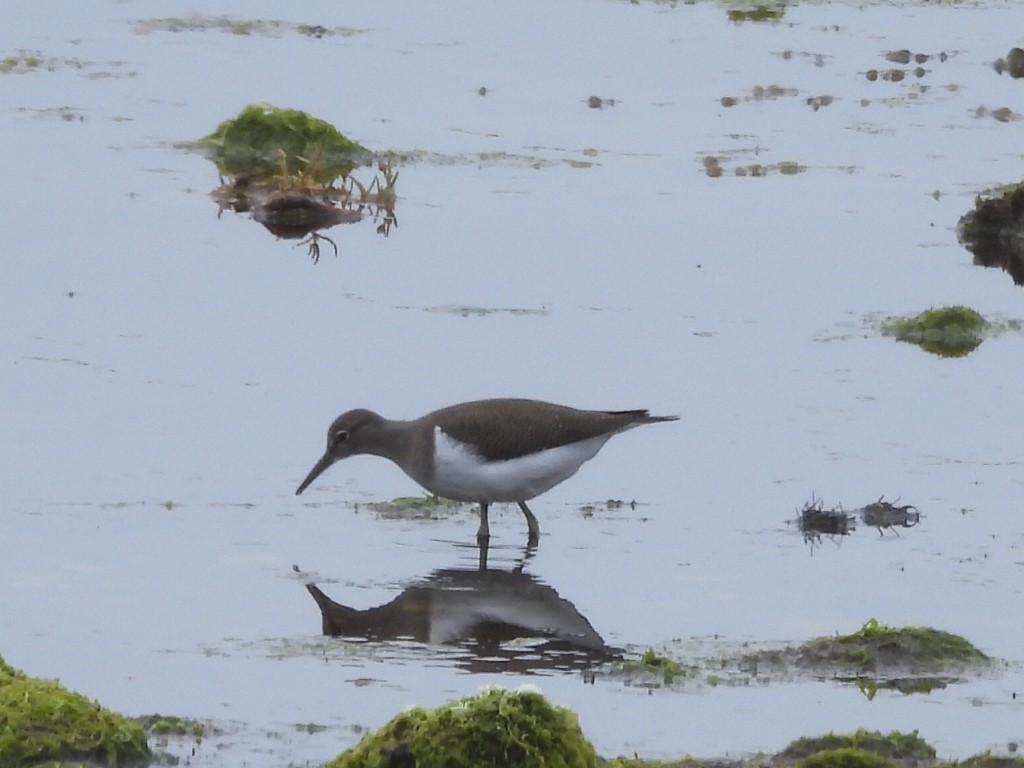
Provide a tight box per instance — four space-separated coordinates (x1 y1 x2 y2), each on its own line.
295 398 678 544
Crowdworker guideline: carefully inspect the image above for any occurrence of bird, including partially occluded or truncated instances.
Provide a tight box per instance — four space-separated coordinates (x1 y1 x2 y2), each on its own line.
295 398 678 544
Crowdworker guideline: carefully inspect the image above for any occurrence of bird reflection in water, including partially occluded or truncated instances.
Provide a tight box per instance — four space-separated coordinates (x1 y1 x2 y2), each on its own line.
299 542 617 674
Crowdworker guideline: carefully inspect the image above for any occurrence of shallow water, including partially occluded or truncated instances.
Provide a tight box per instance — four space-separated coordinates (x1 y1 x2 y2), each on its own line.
2 1 1023 764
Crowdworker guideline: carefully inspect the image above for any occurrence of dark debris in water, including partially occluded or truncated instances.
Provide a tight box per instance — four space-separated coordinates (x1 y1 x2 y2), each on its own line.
860 497 919 535
959 184 1024 285
791 495 922 549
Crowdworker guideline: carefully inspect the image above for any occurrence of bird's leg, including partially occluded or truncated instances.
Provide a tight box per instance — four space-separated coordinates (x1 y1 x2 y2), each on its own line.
477 537 489 571
518 501 540 546
476 502 490 544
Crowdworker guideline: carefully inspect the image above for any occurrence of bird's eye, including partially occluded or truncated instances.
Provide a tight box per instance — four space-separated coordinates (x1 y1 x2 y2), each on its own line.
332 429 349 444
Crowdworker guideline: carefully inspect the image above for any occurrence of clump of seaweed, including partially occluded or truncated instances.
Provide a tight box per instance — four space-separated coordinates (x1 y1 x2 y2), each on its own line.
327 686 597 768
197 102 371 182
0 654 150 767
796 619 989 675
194 103 396 258
612 648 690 686
777 728 936 763
881 305 988 357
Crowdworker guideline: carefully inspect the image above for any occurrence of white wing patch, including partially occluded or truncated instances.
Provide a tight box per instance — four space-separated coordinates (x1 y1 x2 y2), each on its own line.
430 426 612 502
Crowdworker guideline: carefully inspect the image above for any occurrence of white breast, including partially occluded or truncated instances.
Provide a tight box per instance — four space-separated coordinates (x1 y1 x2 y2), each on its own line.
428 427 612 503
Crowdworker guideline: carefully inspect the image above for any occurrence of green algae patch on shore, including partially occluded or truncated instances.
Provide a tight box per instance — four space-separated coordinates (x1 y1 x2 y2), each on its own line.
196 102 372 183
777 729 936 763
881 306 988 357
0 655 149 768
327 686 597 768
795 620 989 676
794 748 897 768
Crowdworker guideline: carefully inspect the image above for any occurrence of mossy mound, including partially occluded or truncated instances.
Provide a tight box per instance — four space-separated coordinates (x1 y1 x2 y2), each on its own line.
881 305 988 357
0 655 149 768
778 729 936 763
953 754 1024 768
196 102 371 183
794 748 897 768
796 620 989 675
327 686 597 768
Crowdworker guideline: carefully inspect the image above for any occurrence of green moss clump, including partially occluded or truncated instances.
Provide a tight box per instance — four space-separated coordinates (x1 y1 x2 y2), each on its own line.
0 657 22 683
137 713 205 738
363 494 468 519
778 729 936 762
794 748 897 768
727 6 785 23
605 758 701 768
881 305 988 357
635 649 687 684
797 619 989 674
954 753 1024 768
0 656 150 767
327 686 597 768
196 102 371 183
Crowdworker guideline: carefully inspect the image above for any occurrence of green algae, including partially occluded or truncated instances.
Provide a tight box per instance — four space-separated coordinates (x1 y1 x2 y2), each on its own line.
137 713 205 739
953 755 1024 768
615 649 690 685
795 748 897 768
778 729 936 762
362 494 470 520
0 655 149 768
196 102 371 183
881 305 987 357
796 619 988 674
327 686 597 768
134 15 366 38
727 4 786 23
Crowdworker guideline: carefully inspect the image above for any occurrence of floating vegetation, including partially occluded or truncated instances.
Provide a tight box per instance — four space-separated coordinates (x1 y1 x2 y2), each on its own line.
361 494 470 520
194 103 395 257
137 713 207 739
959 183 1024 285
701 154 805 178
197 102 372 182
794 619 989 676
727 3 786 23
994 47 1024 78
613 648 691 687
881 305 988 357
973 106 1019 123
326 686 598 768
0 52 45 72
0 654 150 767
0 50 133 77
777 729 937 763
134 14 366 38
